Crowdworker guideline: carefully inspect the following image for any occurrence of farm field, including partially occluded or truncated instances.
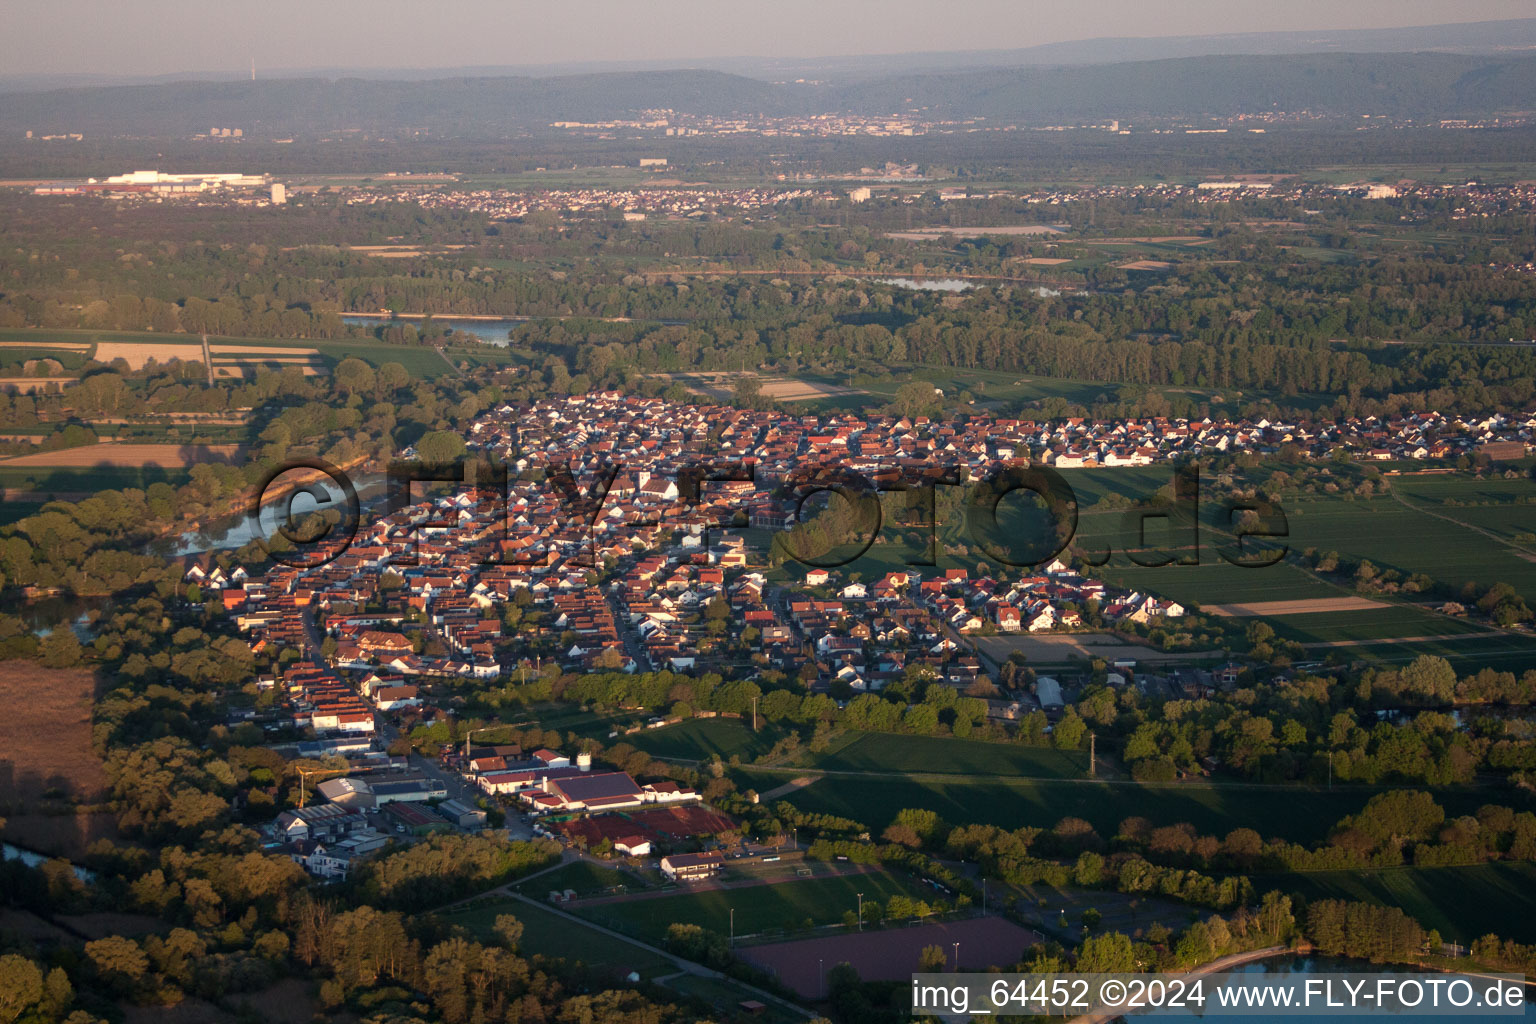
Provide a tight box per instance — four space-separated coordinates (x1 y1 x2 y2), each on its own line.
0 442 245 469
569 869 932 945
1288 495 1536 598
1426 505 1536 547
1266 862 1536 944
1315 632 1536 672
1390 474 1536 506
436 897 674 978
1206 597 1387 616
0 663 105 804
806 731 1088 779
0 663 117 858
1267 605 1491 645
624 717 792 762
736 769 1531 846
1099 559 1340 607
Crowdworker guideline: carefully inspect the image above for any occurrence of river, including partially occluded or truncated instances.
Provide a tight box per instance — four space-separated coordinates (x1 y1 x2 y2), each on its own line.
2 842 95 882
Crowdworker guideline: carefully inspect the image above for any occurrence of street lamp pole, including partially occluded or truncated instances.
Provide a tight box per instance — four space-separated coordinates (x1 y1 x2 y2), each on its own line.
952 942 960 971
857 892 864 931
819 958 825 998
729 907 734 947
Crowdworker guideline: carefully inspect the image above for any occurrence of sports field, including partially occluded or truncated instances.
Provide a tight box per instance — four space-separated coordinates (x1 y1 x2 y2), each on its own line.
809 731 1087 778
570 869 932 944
741 916 1040 996
1266 862 1536 944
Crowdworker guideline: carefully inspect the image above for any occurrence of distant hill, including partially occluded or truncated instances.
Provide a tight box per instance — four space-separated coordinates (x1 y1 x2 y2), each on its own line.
3 52 1534 138
3 17 1535 90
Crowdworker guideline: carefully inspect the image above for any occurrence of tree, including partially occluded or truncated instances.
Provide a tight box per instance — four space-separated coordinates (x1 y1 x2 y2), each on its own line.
918 944 947 972
894 380 941 419
494 913 525 950
39 628 82 668
1076 932 1136 972
415 430 466 464
86 936 149 992
1400 655 1456 703
334 357 376 396
1054 708 1087 750
0 955 43 1024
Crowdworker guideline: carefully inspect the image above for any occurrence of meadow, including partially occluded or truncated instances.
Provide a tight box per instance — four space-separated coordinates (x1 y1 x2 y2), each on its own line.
570 868 932 944
623 717 793 762
807 731 1088 779
435 897 674 978
1266 862 1536 944
1288 494 1536 598
1267 605 1491 645
511 860 637 898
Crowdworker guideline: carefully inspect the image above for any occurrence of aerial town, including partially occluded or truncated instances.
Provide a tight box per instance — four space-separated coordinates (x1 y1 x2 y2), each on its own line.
202 392 1536 879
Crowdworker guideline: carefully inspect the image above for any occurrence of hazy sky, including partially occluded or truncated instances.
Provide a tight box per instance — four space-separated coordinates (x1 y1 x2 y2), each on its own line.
4 0 1533 77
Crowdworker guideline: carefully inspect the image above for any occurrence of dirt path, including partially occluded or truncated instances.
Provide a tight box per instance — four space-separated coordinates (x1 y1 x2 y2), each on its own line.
1206 596 1387 616
1302 633 1494 648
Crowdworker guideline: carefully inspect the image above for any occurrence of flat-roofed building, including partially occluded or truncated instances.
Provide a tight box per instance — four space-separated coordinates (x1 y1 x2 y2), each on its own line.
660 851 723 881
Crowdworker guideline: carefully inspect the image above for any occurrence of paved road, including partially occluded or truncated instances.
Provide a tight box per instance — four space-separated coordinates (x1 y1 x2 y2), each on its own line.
299 606 534 839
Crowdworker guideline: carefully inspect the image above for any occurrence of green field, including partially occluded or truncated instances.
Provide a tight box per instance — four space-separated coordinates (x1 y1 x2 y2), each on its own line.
1100 560 1340 607
512 860 638 898
571 869 932 944
808 731 1088 778
624 717 792 761
662 974 804 1024
437 897 674 977
736 770 1531 845
1313 632 1536 673
1267 862 1536 944
1289 495 1536 598
525 704 648 739
1268 606 1491 645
